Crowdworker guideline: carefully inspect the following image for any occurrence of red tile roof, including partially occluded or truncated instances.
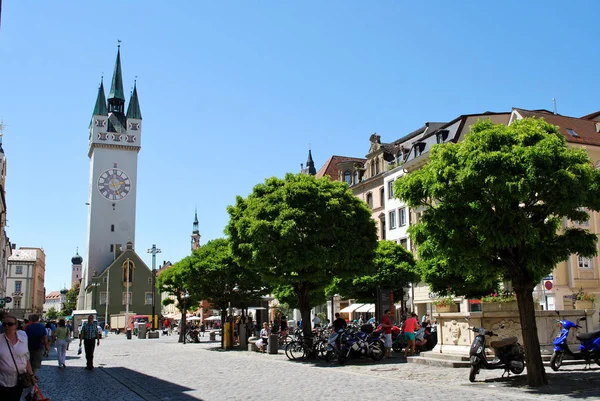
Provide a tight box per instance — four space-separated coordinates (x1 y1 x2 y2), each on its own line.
316 155 366 180
514 108 600 147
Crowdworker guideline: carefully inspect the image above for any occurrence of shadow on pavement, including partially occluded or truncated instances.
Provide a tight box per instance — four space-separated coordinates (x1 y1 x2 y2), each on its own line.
479 368 600 399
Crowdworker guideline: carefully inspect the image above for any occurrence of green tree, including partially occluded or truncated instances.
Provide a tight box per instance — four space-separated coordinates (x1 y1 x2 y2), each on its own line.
46 307 58 320
61 283 80 316
226 173 378 344
156 260 201 343
332 240 418 305
395 118 600 387
187 238 269 349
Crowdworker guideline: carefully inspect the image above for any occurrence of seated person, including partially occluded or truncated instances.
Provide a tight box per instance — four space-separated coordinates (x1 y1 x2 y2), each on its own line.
255 323 270 353
415 326 433 351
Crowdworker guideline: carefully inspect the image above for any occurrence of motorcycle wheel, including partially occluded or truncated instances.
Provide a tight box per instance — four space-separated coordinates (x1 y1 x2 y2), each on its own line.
509 359 525 374
550 352 563 371
469 365 478 383
370 341 385 361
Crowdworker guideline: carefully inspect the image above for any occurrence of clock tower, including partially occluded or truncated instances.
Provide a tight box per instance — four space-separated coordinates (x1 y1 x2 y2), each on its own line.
78 46 142 308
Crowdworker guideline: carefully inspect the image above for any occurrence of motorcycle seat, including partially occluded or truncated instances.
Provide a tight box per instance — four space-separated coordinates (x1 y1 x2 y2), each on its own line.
490 336 518 348
576 330 600 341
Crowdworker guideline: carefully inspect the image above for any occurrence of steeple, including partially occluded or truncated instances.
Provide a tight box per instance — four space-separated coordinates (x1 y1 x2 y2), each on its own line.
304 149 317 175
92 79 108 116
191 209 201 251
193 208 199 234
126 81 142 120
107 45 125 114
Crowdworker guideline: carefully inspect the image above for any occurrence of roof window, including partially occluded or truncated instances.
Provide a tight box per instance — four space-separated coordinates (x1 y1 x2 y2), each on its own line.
566 128 579 138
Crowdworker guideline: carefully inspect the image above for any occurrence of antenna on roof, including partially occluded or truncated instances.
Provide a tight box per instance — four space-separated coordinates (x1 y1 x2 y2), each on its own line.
552 98 557 115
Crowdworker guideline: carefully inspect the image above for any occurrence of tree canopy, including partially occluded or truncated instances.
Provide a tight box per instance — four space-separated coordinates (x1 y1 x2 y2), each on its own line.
61 283 79 316
332 240 418 304
395 118 600 387
226 173 378 340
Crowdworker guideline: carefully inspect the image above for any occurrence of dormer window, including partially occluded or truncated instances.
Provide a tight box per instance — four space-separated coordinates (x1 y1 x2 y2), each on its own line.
344 171 352 186
415 142 426 157
566 128 579 138
436 130 449 144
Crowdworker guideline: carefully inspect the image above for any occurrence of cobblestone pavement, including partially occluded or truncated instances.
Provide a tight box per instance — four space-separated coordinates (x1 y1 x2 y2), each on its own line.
33 334 600 401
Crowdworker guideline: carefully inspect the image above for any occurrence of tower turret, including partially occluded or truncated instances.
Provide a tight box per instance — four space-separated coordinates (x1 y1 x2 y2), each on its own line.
191 209 201 251
301 149 317 175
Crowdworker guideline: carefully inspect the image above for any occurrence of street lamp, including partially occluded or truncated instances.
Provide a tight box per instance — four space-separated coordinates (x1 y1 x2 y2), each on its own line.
147 244 161 331
181 290 190 344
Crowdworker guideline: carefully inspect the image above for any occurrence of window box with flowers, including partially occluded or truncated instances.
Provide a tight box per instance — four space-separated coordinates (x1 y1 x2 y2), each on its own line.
480 293 519 312
434 296 458 313
574 288 596 310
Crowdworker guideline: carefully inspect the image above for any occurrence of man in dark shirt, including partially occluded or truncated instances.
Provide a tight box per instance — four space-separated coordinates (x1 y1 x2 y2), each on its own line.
332 313 347 332
25 314 49 374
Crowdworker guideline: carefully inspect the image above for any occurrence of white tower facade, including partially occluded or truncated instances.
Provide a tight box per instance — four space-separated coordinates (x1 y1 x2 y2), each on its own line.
79 47 142 308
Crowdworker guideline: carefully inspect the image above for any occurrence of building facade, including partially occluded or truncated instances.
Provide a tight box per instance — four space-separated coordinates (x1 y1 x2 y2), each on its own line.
0 133 11 303
7 247 46 318
43 290 66 314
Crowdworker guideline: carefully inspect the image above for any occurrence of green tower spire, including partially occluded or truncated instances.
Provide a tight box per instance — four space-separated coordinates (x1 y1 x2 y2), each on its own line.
92 79 108 116
126 81 142 120
108 46 125 102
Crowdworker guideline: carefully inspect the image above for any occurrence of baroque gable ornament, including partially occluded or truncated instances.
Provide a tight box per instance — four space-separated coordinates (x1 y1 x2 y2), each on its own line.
128 122 140 131
95 119 106 128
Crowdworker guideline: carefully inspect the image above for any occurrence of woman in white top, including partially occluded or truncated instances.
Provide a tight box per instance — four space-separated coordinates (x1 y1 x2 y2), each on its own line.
0 314 36 401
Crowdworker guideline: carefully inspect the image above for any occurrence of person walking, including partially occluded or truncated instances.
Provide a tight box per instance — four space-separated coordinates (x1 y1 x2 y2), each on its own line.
55 319 69 368
0 314 37 401
24 314 49 375
312 314 321 329
79 315 100 370
381 309 394 358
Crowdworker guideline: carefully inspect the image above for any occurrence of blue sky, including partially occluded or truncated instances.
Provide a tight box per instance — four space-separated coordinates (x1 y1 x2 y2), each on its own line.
1 1 598 292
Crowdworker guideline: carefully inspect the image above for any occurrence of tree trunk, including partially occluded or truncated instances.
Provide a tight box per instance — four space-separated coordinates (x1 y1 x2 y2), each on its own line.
297 283 314 357
179 303 187 344
514 284 547 387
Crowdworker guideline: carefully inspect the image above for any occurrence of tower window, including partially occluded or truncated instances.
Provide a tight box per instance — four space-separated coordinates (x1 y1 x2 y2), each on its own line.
110 244 114 253
111 224 115 232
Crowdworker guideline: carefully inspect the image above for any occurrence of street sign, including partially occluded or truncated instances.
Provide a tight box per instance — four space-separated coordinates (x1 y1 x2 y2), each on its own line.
5 296 12 303
544 281 553 291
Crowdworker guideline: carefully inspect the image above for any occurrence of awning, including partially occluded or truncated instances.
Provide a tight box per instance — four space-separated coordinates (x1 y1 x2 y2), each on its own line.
339 303 364 313
355 304 375 313
205 316 221 321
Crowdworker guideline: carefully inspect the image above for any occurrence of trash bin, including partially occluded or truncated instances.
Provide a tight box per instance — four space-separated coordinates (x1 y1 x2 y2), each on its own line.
126 328 132 340
138 325 147 339
223 322 232 348
268 334 278 354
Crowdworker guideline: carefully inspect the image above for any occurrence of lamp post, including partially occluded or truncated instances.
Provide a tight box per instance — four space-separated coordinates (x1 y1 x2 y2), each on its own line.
181 290 190 344
147 244 161 331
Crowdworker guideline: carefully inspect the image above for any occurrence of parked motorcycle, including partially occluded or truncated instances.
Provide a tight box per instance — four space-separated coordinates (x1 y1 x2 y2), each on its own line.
326 324 385 364
550 311 600 371
466 318 525 382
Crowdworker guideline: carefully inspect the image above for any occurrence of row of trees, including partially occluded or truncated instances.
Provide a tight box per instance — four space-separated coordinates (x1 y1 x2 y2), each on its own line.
159 118 600 387
158 173 419 346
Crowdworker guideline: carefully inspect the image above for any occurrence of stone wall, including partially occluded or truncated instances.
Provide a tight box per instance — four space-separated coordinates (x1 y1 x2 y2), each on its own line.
432 309 597 357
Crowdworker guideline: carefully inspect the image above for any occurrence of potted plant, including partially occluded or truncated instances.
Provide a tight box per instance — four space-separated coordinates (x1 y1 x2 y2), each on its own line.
434 296 457 313
480 292 518 312
574 288 595 310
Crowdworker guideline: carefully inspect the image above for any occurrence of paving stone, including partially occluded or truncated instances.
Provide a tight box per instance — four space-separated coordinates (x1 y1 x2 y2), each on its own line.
33 334 600 400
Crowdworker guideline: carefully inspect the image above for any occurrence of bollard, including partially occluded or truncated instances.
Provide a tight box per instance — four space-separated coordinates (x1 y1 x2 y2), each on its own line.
126 328 132 340
268 334 279 354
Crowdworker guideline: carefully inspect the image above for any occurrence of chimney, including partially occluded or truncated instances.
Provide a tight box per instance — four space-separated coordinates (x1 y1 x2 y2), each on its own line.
11 243 16 250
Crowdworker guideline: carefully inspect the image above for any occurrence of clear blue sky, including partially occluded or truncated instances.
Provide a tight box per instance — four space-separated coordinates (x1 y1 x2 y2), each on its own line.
1 1 598 293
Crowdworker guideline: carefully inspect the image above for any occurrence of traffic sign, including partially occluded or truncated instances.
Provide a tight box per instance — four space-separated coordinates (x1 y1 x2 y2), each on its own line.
544 281 553 291
5 296 12 303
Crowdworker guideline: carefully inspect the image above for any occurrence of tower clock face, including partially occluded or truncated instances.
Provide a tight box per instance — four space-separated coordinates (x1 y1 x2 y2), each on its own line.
97 168 131 201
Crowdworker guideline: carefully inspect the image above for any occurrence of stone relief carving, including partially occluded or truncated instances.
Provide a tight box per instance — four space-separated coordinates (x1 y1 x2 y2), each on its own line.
490 320 522 342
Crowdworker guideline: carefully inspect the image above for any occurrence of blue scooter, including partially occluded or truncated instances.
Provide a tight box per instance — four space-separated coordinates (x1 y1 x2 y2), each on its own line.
550 311 600 371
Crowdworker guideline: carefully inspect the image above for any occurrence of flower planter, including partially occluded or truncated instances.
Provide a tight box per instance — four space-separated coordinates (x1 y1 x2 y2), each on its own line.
435 304 458 313
575 300 594 310
481 301 519 312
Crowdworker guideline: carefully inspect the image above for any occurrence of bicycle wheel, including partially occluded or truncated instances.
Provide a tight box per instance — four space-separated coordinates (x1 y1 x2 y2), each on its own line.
287 340 306 360
279 335 293 349
314 339 328 359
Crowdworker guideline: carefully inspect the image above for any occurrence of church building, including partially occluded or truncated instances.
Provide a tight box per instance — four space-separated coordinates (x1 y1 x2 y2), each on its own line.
77 46 159 321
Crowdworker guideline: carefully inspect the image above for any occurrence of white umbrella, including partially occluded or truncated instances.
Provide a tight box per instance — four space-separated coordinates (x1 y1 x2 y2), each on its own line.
205 316 221 321
187 316 202 321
